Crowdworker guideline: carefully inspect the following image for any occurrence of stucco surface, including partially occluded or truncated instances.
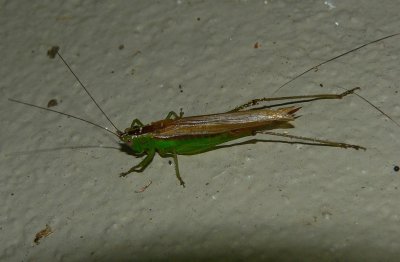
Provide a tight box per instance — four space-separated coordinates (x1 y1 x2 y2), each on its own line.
1 1 400 261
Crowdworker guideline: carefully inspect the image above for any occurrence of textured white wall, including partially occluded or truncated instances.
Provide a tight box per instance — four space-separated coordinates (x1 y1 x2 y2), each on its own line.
1 1 400 261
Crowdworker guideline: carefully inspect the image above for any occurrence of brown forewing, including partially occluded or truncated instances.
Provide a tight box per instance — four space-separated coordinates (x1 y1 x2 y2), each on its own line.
152 107 300 138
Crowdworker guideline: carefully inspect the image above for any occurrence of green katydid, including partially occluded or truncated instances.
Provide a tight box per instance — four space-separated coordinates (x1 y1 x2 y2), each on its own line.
9 33 400 187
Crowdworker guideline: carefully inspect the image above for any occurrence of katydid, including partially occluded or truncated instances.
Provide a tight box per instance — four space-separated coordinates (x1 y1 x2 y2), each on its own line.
9 33 400 187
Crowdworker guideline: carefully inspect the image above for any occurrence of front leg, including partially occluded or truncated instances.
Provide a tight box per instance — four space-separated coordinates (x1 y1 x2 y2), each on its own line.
119 150 156 177
130 118 144 128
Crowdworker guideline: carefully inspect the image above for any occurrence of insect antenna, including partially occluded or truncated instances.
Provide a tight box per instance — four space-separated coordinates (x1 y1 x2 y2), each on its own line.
272 32 400 128
8 98 119 137
351 91 400 128
56 50 122 133
272 32 400 95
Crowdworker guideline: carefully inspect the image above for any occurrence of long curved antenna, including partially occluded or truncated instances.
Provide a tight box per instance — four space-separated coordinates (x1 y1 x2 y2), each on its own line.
56 50 121 133
353 91 400 128
272 32 400 95
8 98 119 137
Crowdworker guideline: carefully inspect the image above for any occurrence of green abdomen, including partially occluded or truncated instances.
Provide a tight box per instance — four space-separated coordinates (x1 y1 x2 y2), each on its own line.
153 133 244 155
